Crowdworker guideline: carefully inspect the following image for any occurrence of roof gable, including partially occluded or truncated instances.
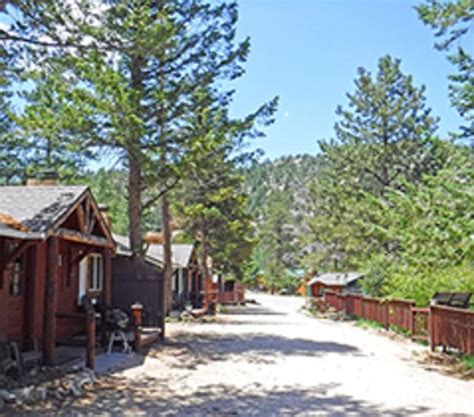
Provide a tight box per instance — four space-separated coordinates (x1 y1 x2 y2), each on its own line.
0 186 114 249
0 186 88 234
113 236 195 269
308 272 364 287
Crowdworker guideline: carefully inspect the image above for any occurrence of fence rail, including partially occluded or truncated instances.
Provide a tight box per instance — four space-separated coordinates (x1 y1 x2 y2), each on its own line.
322 290 473 356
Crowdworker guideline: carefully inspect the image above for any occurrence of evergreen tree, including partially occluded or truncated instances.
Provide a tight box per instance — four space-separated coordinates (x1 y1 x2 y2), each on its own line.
328 55 440 196
2 1 276 314
259 190 298 292
0 46 19 184
304 56 444 273
416 0 474 140
175 87 275 284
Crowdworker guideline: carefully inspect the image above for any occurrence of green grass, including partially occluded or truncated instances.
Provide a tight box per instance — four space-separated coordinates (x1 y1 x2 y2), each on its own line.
461 355 474 371
355 318 385 330
389 325 411 337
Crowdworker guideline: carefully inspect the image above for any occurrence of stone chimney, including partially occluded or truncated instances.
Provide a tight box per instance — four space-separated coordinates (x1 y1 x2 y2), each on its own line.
98 204 112 230
26 169 59 186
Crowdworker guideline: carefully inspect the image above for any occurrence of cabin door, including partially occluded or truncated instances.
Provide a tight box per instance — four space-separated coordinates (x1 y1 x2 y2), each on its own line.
6 251 30 340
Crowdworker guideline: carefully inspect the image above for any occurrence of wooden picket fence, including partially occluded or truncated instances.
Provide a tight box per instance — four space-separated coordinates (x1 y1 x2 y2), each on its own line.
323 291 474 355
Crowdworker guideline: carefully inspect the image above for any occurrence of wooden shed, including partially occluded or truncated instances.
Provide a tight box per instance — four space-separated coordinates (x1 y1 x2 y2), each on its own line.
0 185 114 365
111 234 166 331
307 272 364 298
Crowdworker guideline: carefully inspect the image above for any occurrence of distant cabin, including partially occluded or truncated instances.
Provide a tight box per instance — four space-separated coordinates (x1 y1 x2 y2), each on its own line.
112 237 202 314
146 243 202 310
307 272 364 297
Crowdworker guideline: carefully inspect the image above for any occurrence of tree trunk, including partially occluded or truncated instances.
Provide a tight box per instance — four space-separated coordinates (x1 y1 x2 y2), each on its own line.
200 225 211 307
162 195 173 314
127 52 144 255
128 149 142 254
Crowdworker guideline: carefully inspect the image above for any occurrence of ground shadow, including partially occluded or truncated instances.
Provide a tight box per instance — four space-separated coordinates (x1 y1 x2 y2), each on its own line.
8 380 440 417
222 305 287 316
142 331 361 370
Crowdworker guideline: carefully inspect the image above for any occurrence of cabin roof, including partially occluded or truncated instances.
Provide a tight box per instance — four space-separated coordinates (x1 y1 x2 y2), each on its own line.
147 243 195 269
0 186 88 237
113 235 194 270
112 234 165 268
307 272 364 287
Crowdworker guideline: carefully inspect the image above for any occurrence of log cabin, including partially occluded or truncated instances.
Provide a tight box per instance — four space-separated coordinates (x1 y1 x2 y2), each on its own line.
307 272 364 298
146 243 202 310
0 184 115 365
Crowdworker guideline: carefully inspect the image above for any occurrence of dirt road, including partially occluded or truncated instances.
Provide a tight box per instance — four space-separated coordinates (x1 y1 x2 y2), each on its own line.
26 293 474 416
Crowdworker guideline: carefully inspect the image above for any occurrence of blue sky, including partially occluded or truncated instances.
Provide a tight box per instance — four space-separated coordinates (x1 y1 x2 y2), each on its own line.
229 0 462 160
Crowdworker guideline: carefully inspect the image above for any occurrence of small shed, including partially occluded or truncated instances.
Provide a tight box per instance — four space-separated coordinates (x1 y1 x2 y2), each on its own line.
0 184 115 365
307 272 364 297
111 234 166 329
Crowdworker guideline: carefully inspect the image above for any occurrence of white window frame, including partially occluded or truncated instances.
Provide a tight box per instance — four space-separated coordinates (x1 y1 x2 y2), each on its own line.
79 254 104 304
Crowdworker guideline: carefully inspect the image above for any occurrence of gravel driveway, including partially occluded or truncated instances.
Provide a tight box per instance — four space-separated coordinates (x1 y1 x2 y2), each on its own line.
27 293 474 416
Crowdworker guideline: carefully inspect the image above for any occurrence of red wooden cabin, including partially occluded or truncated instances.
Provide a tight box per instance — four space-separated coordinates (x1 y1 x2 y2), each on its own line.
0 185 114 365
307 272 364 298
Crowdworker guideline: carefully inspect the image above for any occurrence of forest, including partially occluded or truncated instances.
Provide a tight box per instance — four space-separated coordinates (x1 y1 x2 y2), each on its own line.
0 0 473 306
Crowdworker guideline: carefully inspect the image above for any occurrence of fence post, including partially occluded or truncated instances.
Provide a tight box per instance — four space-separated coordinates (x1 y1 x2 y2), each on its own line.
379 301 389 329
429 305 435 352
131 303 143 351
86 310 96 370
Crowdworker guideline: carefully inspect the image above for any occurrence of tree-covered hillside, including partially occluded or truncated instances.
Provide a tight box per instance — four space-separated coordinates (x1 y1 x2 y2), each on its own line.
243 154 321 289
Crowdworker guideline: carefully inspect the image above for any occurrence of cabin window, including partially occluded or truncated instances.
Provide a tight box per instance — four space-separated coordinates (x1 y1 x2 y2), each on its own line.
87 254 103 292
79 254 103 303
9 258 23 296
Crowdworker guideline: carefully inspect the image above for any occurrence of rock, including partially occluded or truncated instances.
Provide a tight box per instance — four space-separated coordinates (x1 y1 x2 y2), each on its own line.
36 386 48 401
69 382 83 397
0 389 16 403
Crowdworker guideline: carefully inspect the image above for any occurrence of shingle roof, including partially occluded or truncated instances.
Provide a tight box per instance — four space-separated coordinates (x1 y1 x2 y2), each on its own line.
307 272 364 287
0 185 88 236
113 234 133 257
147 243 195 269
113 235 194 269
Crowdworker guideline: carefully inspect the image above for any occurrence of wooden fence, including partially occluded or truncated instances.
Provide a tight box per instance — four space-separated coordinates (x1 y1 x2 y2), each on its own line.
323 291 473 355
430 305 474 355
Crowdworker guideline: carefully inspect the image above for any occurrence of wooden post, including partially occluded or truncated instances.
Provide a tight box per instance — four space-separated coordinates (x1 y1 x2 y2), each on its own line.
86 310 96 370
44 237 59 366
429 305 436 352
103 249 112 307
131 303 143 351
383 302 389 329
158 272 166 341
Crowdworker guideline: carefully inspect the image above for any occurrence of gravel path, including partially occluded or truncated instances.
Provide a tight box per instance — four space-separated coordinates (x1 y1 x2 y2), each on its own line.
22 293 474 416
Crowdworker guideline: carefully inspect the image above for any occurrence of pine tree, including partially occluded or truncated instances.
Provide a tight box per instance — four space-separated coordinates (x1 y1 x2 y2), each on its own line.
416 0 474 140
259 190 298 292
175 87 275 285
304 56 444 272
1 1 276 314
328 55 440 196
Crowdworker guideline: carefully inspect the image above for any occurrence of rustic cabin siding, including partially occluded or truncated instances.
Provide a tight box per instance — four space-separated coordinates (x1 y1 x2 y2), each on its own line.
0 237 7 337
32 242 47 344
56 241 84 342
112 256 164 326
